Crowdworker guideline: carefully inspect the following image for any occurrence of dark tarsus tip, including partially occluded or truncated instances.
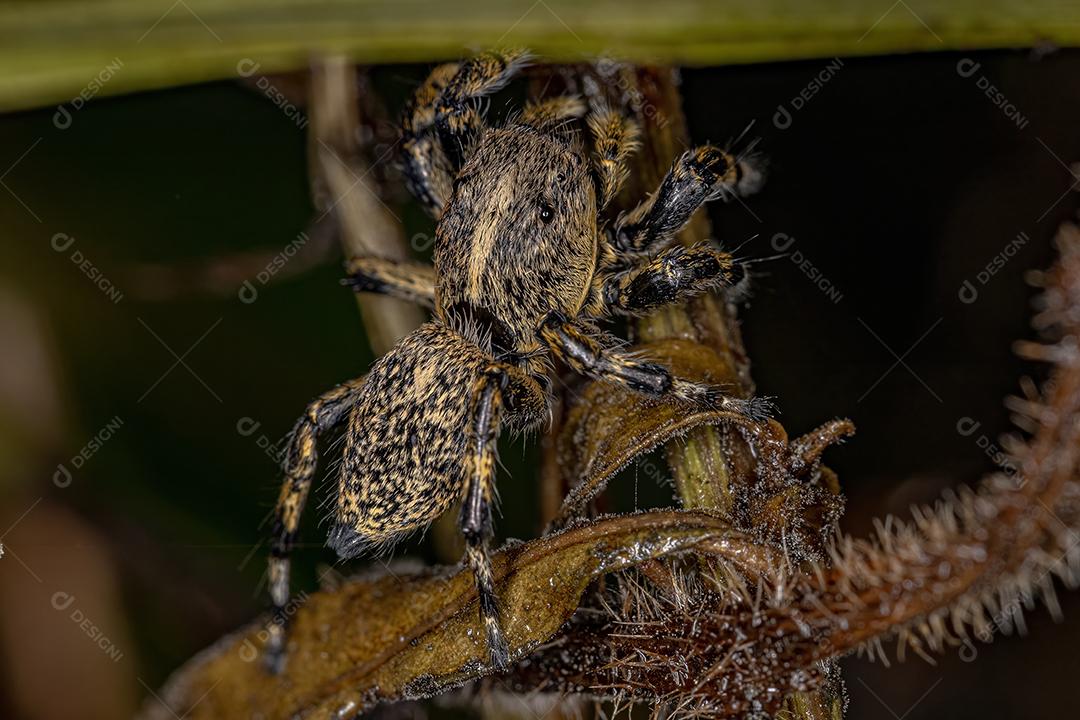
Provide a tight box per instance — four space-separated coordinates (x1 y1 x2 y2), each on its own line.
486 624 512 672
263 642 286 675
726 260 746 287
262 617 288 674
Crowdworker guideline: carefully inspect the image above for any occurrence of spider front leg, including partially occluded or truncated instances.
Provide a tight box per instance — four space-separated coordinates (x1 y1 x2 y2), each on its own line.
538 311 773 423
400 63 459 217
402 50 530 217
435 49 531 144
265 377 365 672
601 243 742 316
344 256 437 310
614 144 765 254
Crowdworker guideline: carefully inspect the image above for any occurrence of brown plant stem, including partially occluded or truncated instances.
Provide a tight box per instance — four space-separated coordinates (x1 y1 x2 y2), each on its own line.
309 56 426 356
140 511 760 720
618 68 753 515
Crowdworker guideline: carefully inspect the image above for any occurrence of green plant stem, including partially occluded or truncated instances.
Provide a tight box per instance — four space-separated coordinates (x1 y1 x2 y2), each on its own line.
4 0 1080 112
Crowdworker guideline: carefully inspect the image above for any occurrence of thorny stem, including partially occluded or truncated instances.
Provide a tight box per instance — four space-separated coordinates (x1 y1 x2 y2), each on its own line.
507 224 1080 718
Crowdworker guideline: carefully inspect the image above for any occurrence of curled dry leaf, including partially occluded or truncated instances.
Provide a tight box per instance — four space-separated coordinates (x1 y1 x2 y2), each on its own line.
553 337 853 560
553 338 757 525
140 510 755 720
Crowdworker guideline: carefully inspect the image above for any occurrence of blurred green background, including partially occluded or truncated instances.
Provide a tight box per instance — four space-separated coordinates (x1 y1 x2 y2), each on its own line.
2 48 1080 719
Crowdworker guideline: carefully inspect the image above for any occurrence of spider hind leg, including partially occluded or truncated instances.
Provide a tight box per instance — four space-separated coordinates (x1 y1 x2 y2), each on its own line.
327 324 542 669
265 377 366 672
460 366 512 669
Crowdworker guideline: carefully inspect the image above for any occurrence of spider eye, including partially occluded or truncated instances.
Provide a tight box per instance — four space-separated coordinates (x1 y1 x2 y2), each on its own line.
538 201 555 224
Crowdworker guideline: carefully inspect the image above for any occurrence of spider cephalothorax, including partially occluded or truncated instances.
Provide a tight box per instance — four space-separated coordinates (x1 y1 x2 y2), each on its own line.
437 124 599 361
265 49 769 672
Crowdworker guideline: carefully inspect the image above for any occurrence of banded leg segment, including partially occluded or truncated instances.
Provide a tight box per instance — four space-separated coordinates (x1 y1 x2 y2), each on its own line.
539 313 670 395
434 49 530 169
601 243 740 316
266 377 366 670
401 63 460 217
587 106 640 209
435 49 531 138
460 366 510 669
538 311 773 422
520 95 586 129
614 145 765 254
344 256 437 310
401 50 531 218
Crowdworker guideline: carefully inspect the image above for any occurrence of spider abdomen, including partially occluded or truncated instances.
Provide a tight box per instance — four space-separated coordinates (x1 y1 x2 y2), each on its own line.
328 322 490 558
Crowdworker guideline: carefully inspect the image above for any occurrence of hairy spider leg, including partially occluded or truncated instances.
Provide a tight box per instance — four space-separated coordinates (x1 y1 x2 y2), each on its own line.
538 311 773 423
600 243 742 316
460 366 512 669
614 144 765 254
586 106 641 209
265 376 366 671
402 50 531 218
520 95 587 129
344 256 437 310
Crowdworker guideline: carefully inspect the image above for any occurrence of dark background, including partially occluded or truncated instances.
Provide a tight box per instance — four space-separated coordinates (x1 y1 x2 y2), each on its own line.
1 48 1078 718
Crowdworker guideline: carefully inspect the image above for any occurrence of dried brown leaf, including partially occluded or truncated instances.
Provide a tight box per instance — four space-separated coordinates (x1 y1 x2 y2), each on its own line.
553 338 773 525
140 511 747 720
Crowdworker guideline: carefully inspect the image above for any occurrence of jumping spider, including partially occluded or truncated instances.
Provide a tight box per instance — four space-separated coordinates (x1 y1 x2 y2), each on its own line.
266 50 770 671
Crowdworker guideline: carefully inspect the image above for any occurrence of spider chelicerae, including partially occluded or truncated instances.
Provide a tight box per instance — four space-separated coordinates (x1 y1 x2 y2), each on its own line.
265 49 769 671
